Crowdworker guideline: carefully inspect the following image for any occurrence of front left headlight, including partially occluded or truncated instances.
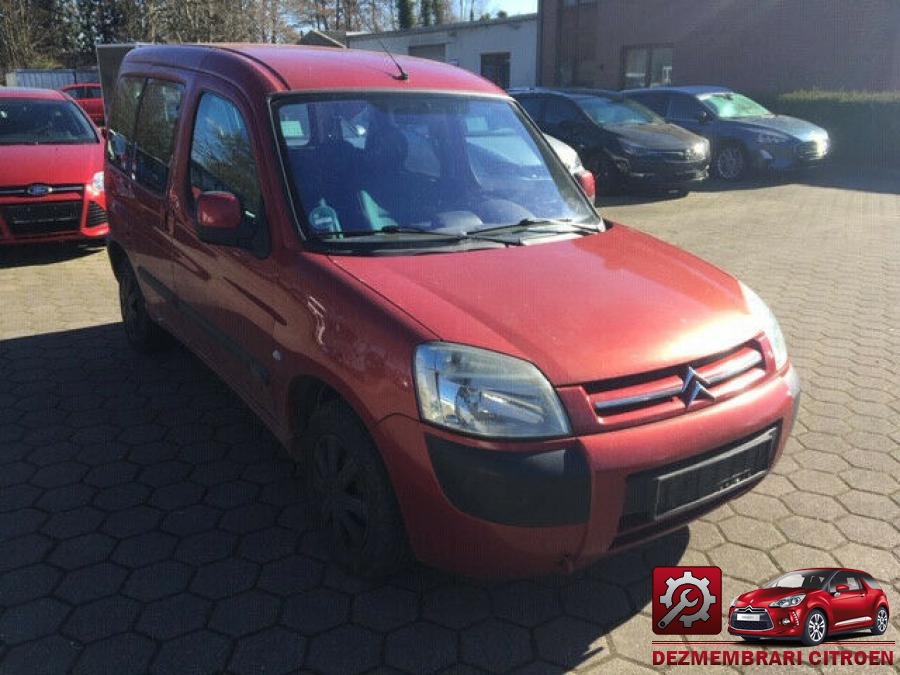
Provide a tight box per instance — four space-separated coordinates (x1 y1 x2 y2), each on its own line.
770 593 805 608
756 131 791 145
414 342 571 439
90 171 104 194
740 282 788 370
691 140 709 159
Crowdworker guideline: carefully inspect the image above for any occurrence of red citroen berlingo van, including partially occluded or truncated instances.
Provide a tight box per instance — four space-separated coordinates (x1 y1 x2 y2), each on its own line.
106 44 800 578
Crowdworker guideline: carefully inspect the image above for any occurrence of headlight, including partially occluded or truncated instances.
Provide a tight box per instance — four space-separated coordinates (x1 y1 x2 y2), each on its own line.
90 171 104 194
740 282 788 370
756 131 791 144
770 593 805 608
414 342 571 438
731 596 739 607
620 140 651 156
690 140 708 158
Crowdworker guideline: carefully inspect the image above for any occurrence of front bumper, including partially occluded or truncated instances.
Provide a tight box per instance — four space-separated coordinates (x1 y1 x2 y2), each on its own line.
753 138 830 171
728 605 806 638
613 154 710 187
0 189 108 246
374 364 800 578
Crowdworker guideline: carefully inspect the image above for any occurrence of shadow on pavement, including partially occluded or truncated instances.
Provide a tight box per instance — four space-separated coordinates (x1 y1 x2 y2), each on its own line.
0 322 690 674
0 241 106 269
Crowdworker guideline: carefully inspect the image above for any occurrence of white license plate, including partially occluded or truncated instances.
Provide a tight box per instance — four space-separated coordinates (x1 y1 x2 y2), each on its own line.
738 614 760 622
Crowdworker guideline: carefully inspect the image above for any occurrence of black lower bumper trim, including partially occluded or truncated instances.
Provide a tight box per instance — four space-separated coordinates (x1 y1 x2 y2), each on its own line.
426 435 590 527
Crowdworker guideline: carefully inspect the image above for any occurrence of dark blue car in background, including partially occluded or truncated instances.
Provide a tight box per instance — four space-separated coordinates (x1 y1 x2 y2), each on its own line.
625 86 830 181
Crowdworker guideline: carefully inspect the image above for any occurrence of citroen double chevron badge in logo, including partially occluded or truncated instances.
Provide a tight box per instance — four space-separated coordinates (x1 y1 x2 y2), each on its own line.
25 184 52 197
681 366 715 406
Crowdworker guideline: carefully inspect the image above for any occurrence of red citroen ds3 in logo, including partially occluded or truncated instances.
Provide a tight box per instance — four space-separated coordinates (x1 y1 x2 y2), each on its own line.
729 568 890 646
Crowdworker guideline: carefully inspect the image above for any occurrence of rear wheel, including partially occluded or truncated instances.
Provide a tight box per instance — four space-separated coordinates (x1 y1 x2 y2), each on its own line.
801 609 827 646
306 400 408 577
872 606 888 635
118 261 168 353
714 143 747 181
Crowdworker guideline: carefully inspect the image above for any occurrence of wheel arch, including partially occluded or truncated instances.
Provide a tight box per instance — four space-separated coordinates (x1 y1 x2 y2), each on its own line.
106 239 129 281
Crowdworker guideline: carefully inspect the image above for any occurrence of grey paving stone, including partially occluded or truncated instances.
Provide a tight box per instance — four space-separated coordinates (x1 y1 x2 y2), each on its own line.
135 593 211 640
55 562 128 604
111 531 178 568
258 555 324 596
175 529 239 566
306 625 381 675
353 586 419 631
0 598 69 645
229 626 306 675
461 619 533 673
150 629 231 675
0 564 61 606
1 636 82 675
190 558 259 600
123 560 194 602
282 588 350 634
73 633 155 675
209 590 280 637
385 621 458 674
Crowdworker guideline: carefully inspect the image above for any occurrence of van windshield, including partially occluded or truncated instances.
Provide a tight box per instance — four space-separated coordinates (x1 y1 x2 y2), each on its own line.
0 99 97 145
273 93 598 245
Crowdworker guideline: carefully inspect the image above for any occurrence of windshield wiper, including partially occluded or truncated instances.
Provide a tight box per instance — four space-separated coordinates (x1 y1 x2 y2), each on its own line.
314 225 520 245
474 218 601 237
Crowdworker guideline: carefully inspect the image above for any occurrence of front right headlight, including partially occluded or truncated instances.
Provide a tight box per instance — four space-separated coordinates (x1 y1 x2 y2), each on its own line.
413 342 571 439
740 282 788 370
770 593 806 608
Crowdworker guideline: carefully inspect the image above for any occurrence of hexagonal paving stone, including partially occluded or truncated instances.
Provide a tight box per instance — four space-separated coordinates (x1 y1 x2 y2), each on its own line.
111 531 178 568
209 590 280 637
84 462 140 489
0 508 47 538
788 468 849 496
780 491 847 520
190 558 259 600
48 532 115 570
219 503 280 534
534 616 610 670
423 585 491 629
562 579 632 630
708 544 779 584
31 461 89 489
353 586 418 632
92 483 151 512
0 635 81 675
778 515 846 550
0 598 69 645
0 564 61 606
258 555 324 596
490 580 561 627
229 627 306 675
835 514 900 548
837 491 900 520
55 562 128 604
160 504 221 536
149 481 205 510
135 593 211 641
62 595 141 643
41 506 105 539
718 516 786 549
150 629 230 675
36 484 95 512
282 588 350 634
385 621 458 673
306 625 381 675
123 560 193 602
771 543 839 572
175 530 238 566
238 526 298 563
461 618 532 673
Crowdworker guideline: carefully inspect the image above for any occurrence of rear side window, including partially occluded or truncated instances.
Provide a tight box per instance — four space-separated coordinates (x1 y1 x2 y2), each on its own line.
190 93 263 228
107 76 144 169
860 574 881 590
132 80 184 193
669 95 705 122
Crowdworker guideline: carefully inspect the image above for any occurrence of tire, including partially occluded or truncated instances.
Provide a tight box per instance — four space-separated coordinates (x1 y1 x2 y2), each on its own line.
872 606 889 635
306 400 408 577
713 142 748 181
118 261 169 353
801 609 827 646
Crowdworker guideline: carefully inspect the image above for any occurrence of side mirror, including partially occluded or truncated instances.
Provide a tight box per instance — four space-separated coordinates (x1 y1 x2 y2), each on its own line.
196 191 242 246
835 584 850 593
697 110 711 123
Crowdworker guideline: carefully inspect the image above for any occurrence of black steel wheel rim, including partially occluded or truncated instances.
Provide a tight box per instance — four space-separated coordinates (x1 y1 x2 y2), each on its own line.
314 434 369 553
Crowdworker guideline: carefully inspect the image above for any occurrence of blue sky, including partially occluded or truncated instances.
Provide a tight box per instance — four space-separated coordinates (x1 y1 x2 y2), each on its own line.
486 0 538 16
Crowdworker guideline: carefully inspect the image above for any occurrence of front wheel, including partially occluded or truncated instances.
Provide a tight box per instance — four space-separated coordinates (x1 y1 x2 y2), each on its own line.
714 143 748 181
592 156 620 196
118 262 169 353
872 606 889 635
306 400 408 577
801 609 827 646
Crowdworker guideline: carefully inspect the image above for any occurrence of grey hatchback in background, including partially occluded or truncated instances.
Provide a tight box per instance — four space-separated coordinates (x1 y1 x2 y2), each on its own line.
625 86 830 181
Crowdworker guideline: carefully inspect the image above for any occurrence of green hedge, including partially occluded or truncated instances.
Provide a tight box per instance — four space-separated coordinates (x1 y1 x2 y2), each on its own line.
757 90 900 167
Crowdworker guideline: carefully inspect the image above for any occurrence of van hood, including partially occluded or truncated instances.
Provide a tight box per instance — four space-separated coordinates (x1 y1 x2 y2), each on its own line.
329 225 760 386
0 143 104 187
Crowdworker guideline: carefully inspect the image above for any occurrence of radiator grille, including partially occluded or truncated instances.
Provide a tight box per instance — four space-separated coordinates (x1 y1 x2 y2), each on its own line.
2 200 82 236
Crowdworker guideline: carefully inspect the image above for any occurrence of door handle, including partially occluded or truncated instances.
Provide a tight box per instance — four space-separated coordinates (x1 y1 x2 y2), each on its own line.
859 593 865 597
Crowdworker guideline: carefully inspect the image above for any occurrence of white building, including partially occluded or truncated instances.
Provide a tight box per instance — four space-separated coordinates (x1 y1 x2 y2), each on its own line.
346 14 538 90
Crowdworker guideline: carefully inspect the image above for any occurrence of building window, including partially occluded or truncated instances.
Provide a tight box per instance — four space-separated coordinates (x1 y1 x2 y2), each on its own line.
408 44 446 61
480 52 511 89
622 46 673 88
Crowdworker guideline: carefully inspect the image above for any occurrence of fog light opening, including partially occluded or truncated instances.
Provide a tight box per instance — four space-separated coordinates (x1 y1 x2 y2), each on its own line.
781 618 791 625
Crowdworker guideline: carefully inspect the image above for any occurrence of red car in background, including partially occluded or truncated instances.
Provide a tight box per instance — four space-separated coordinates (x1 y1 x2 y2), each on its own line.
729 568 890 646
61 82 105 126
0 88 108 246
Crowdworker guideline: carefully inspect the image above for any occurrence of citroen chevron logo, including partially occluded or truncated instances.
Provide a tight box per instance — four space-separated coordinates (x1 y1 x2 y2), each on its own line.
681 366 715 406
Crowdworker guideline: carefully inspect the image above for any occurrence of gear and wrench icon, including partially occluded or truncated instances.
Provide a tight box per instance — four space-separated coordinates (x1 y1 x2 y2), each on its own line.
659 570 717 628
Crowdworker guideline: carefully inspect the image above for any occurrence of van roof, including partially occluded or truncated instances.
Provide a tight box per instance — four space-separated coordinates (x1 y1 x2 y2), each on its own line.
122 43 504 96
0 87 68 101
